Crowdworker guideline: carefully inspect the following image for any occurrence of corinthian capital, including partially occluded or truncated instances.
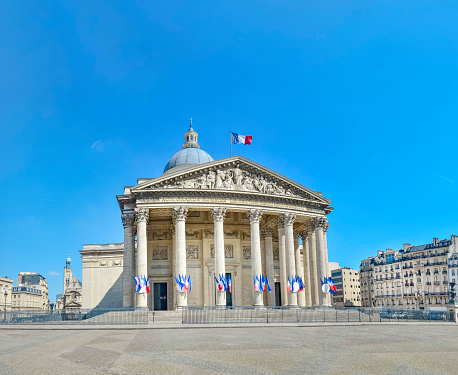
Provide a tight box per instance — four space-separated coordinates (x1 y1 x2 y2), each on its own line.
301 231 308 241
173 206 188 221
282 213 296 226
121 213 135 228
211 207 227 222
306 219 315 232
247 209 263 223
276 216 285 229
293 230 301 240
261 228 274 238
324 222 330 233
314 217 327 229
136 208 149 223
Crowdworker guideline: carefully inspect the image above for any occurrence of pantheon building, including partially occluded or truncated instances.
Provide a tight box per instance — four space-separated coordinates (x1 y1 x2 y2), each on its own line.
80 124 334 310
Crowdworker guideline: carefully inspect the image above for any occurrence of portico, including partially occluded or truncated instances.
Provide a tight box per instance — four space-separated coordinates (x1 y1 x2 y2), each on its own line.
115 125 333 310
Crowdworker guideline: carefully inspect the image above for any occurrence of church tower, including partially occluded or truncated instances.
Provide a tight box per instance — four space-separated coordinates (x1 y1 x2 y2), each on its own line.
63 254 72 293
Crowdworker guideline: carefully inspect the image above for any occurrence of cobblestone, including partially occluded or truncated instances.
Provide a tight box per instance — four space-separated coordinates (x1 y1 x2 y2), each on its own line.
0 325 457 374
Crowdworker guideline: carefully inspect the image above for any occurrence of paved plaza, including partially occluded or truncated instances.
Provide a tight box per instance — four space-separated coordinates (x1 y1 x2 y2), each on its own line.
0 324 457 374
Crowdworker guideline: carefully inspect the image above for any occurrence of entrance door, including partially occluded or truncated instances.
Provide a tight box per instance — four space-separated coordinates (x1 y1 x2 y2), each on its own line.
154 282 167 310
275 282 281 306
226 273 232 307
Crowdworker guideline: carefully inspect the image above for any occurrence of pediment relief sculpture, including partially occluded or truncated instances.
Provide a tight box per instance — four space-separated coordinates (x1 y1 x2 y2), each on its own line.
150 166 315 200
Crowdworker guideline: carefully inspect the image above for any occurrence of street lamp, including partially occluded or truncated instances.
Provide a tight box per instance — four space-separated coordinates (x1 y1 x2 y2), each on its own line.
4 288 8 322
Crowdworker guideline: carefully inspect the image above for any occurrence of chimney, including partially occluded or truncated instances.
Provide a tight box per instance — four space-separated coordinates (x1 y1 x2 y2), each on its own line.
403 243 411 251
433 238 439 246
386 248 393 253
377 250 384 256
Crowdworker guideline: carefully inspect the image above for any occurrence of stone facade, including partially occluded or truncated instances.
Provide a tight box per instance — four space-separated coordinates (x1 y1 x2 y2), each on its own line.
80 125 334 310
80 244 124 310
330 267 361 307
360 235 458 310
0 277 13 311
12 272 49 311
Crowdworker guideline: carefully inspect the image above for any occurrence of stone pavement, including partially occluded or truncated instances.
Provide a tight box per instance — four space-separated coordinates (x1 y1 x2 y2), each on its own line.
0 324 457 374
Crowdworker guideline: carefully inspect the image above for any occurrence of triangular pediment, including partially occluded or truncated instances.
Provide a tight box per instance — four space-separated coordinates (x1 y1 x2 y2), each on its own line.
132 156 330 204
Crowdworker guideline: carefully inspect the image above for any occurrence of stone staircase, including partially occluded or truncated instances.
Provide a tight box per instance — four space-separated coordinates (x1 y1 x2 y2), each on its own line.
148 310 183 325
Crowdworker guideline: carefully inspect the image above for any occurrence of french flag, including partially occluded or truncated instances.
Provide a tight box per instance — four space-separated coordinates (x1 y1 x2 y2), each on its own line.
231 132 252 145
287 277 291 293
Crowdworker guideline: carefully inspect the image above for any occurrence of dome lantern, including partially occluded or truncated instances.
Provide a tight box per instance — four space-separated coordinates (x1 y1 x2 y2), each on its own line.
163 119 214 174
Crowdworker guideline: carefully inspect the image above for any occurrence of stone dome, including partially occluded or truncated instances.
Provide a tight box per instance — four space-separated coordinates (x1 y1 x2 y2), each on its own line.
163 122 214 174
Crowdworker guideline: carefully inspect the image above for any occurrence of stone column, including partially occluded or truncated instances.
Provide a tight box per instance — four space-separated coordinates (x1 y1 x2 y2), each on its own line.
302 231 312 306
170 223 177 309
262 228 276 306
284 213 297 307
294 230 306 307
277 217 287 306
122 213 135 308
315 217 328 306
307 220 319 305
135 207 149 309
248 209 263 306
212 207 227 307
174 207 188 307
323 222 331 305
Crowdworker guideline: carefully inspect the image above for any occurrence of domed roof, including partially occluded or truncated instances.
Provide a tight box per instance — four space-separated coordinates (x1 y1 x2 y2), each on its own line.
163 147 214 173
163 121 214 174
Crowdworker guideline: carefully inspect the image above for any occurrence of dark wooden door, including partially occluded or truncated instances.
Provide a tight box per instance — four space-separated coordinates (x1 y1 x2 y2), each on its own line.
154 282 167 310
275 282 281 306
226 273 232 307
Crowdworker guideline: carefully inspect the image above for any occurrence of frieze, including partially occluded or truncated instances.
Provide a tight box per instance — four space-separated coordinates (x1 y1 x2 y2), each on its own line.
224 230 239 238
186 245 199 260
204 229 214 238
148 229 169 241
242 232 251 241
210 244 234 258
155 166 315 200
138 195 326 214
152 247 168 260
186 230 199 239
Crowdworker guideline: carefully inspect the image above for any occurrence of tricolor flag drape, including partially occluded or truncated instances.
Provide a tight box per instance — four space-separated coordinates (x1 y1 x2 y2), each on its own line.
215 274 231 293
253 274 272 292
321 277 337 294
133 275 150 294
175 274 192 293
287 275 305 293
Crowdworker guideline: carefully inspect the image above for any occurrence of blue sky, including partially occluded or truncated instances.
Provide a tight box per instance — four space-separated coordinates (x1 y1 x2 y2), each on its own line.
1 1 457 302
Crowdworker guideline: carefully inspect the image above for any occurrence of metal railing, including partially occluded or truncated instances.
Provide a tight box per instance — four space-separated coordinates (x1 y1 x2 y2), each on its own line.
181 306 454 324
0 308 148 325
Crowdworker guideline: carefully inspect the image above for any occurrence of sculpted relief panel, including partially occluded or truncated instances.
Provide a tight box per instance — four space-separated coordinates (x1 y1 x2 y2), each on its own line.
152 247 168 260
157 167 313 200
210 244 234 258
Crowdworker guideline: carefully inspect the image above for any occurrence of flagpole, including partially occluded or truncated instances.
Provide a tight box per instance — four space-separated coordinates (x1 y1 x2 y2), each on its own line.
229 131 232 157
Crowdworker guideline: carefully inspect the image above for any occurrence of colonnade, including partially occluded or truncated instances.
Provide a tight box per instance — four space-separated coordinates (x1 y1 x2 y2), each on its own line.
121 207 330 309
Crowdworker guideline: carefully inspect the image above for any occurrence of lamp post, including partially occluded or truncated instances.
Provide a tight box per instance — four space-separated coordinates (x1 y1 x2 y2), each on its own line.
4 288 8 322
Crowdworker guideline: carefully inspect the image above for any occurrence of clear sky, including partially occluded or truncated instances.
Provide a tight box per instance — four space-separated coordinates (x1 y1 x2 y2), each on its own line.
1 1 457 302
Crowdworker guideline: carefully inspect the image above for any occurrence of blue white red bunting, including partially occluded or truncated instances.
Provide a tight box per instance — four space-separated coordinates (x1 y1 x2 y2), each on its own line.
321 277 337 294
133 275 150 294
288 275 305 293
253 274 272 292
215 274 231 293
175 274 192 293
